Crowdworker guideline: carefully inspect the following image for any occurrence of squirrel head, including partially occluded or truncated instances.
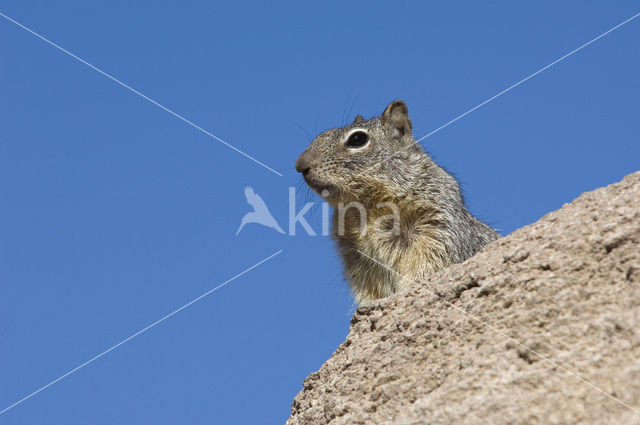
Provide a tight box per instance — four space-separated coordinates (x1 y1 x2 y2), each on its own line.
296 100 426 206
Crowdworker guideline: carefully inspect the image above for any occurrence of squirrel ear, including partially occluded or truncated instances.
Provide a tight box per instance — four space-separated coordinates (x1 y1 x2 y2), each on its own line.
353 115 365 124
381 100 412 140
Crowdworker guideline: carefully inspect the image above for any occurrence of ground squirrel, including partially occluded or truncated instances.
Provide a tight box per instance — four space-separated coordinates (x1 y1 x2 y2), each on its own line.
296 100 500 303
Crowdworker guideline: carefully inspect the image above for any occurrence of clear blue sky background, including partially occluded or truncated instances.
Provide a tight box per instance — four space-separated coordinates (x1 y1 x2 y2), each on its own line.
1 1 639 424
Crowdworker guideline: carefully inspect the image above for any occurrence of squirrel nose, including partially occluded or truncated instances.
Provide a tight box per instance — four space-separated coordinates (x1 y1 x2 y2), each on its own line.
296 152 312 175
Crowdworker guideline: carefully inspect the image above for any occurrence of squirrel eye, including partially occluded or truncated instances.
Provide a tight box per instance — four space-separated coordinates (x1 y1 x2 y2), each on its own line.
346 131 369 148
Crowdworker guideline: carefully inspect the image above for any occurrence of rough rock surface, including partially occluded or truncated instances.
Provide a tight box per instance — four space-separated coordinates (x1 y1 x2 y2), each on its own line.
287 171 640 425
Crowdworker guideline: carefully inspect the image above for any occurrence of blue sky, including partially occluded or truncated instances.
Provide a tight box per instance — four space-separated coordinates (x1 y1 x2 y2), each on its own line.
1 1 639 424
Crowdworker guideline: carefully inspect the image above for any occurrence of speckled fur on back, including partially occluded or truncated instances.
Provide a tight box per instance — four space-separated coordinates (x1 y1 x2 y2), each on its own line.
296 100 500 303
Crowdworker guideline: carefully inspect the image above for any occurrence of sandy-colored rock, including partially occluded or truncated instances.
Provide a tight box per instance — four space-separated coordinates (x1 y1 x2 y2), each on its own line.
287 171 640 425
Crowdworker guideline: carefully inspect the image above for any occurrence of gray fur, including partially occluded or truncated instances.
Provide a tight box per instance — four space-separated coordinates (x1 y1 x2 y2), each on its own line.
296 100 500 303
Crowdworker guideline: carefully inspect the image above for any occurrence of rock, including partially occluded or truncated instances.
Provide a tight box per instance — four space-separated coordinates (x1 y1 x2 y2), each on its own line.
287 171 640 425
